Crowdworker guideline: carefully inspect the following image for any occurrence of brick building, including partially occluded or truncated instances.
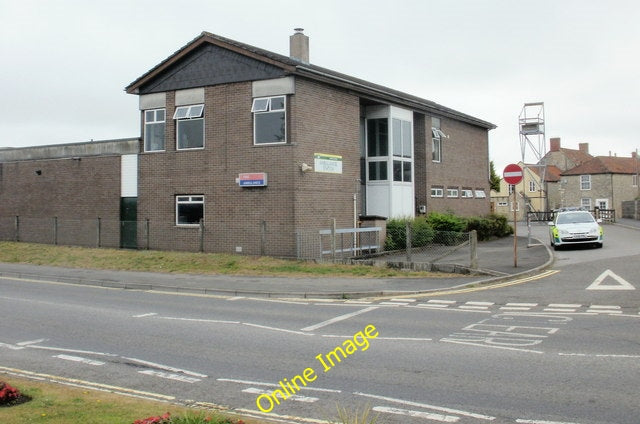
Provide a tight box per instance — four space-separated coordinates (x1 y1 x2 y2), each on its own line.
1 30 495 256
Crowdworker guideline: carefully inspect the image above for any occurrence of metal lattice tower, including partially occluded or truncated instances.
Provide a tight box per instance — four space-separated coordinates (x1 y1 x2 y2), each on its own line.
519 102 547 211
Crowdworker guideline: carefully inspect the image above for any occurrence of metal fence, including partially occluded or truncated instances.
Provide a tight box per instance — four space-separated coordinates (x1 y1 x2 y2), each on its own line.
384 222 476 269
296 227 382 261
527 209 616 224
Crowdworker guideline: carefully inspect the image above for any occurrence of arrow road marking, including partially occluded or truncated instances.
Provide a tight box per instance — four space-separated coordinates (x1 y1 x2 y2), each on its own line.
138 369 201 383
53 354 105 366
586 270 635 290
242 387 318 403
373 406 459 423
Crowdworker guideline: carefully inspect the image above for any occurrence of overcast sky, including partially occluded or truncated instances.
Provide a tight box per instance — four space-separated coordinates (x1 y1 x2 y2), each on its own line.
1 0 638 171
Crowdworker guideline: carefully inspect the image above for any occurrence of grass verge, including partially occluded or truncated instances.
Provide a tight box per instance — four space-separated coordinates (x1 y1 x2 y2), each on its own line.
0 241 453 278
0 375 259 424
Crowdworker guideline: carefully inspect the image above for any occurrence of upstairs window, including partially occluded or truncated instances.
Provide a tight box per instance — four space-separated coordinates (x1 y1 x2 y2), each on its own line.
580 175 591 190
392 118 412 182
447 188 459 198
461 189 474 198
430 187 444 197
144 109 165 152
174 104 204 150
432 117 442 163
529 181 537 192
253 96 286 144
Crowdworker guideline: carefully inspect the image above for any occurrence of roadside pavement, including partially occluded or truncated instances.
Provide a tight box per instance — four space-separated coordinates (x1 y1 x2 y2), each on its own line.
0 224 557 299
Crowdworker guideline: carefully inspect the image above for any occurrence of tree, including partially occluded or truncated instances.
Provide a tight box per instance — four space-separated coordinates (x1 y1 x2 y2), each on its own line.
489 161 501 192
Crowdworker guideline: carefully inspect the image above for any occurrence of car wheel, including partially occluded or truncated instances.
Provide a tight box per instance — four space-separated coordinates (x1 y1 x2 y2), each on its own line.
596 243 603 249
553 244 560 251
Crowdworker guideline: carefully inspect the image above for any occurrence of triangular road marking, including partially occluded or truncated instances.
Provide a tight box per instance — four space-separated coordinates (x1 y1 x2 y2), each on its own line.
586 270 635 291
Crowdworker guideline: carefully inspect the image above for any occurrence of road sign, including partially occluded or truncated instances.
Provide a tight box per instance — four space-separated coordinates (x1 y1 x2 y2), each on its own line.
586 270 636 290
503 164 523 185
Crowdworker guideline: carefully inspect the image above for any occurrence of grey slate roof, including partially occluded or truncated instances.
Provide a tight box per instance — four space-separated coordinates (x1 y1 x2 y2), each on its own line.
126 31 496 130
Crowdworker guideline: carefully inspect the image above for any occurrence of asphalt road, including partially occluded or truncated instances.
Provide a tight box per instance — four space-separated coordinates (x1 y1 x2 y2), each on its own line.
1 223 639 424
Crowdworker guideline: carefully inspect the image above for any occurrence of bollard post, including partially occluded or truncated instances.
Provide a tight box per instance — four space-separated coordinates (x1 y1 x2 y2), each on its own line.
53 217 58 245
405 220 412 263
469 230 478 269
199 219 204 253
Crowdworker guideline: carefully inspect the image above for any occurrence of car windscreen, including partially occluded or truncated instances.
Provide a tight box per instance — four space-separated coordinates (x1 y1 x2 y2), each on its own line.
556 212 595 224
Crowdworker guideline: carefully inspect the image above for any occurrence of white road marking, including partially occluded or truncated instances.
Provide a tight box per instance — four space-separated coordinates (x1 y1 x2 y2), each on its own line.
379 302 408 306
27 345 118 357
133 312 157 318
465 301 494 306
17 338 47 346
53 354 105 366
217 378 341 393
242 323 313 336
227 296 245 301
458 305 490 310
506 303 538 307
242 387 318 403
500 307 532 311
543 308 576 313
300 306 378 332
441 339 544 354
548 304 581 308
516 419 584 424
122 357 207 378
427 300 457 304
417 303 449 308
157 316 240 325
0 342 24 350
138 369 201 383
355 392 495 420
390 298 417 302
321 335 432 341
588 305 620 309
373 406 459 423
586 309 622 314
586 269 635 290
558 353 640 359
344 300 372 304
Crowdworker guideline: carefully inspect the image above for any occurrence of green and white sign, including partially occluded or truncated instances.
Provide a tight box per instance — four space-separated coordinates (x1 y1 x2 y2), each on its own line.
314 153 342 174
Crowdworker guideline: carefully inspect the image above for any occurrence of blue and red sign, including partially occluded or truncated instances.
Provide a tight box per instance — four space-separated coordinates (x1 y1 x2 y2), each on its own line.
238 172 267 187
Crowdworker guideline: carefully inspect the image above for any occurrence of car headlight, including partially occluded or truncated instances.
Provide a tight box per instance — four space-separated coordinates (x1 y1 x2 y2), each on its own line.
589 228 598 235
558 229 569 236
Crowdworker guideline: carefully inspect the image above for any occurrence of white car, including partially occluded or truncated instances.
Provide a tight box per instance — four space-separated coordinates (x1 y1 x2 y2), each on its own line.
548 210 603 250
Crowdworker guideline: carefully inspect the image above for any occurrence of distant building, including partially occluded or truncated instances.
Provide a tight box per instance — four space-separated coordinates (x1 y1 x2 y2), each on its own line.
1 30 495 256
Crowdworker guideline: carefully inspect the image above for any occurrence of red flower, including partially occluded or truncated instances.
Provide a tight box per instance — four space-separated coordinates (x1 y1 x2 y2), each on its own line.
0 382 22 405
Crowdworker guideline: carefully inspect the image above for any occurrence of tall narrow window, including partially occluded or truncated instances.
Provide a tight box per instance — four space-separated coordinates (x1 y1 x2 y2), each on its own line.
253 96 286 144
367 118 388 181
580 175 591 190
174 104 204 150
529 181 536 192
144 109 165 152
392 118 412 182
176 195 204 226
432 117 442 163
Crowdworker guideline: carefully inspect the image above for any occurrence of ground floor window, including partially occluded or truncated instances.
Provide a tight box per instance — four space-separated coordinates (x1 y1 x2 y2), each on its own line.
176 195 204 226
580 197 591 210
430 187 444 197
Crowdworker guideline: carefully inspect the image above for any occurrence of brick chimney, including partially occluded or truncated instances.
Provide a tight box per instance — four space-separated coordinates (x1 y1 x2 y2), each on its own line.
579 142 589 154
289 28 309 63
549 137 561 152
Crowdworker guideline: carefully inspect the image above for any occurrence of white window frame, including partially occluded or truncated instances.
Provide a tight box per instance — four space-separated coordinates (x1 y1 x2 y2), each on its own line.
447 188 459 198
498 200 508 207
176 195 204 226
253 96 286 145
430 187 444 197
580 197 592 210
633 174 638 187
580 175 591 190
474 189 486 198
174 104 204 150
144 108 166 152
595 198 609 209
528 181 536 192
461 189 473 198
392 118 413 182
510 201 520 211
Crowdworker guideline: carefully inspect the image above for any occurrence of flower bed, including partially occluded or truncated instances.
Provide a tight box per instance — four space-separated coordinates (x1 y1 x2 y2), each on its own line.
0 381 29 407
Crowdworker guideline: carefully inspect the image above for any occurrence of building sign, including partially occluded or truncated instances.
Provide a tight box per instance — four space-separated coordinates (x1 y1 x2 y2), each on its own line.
238 172 267 187
314 153 342 174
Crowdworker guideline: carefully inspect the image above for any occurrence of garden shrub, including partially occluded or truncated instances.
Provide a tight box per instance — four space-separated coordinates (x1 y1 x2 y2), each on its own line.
384 217 435 250
426 212 465 232
0 381 22 406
